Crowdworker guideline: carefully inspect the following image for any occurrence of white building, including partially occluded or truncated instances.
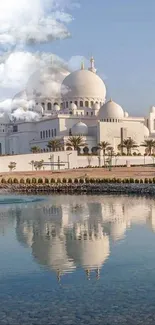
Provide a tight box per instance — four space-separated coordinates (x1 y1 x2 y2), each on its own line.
0 57 154 156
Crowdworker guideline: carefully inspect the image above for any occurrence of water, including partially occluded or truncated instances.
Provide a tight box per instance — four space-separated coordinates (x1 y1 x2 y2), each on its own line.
1 194 155 324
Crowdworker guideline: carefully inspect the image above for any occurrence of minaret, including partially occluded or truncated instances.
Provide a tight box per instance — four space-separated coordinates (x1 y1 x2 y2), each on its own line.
81 61 84 70
88 56 97 73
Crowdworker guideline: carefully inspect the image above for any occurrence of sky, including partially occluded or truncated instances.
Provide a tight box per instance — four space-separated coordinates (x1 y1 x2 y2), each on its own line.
0 0 155 116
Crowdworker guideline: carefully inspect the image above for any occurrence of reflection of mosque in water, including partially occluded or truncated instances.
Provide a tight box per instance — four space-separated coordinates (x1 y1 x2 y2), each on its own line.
5 195 155 281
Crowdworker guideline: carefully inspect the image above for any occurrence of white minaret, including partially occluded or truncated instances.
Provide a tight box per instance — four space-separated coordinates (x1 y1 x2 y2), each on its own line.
88 57 97 73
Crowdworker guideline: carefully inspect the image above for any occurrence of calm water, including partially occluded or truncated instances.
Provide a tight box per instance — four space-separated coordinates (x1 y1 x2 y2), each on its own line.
1 194 155 324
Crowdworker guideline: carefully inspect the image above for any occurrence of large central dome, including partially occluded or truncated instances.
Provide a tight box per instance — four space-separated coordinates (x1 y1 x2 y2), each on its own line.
61 59 106 103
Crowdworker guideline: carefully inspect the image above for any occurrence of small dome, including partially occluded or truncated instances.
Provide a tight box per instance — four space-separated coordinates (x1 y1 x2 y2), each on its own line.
70 103 77 110
150 106 155 113
99 99 124 120
71 121 88 136
124 111 129 117
35 104 44 114
62 69 106 102
144 125 149 137
93 103 100 110
0 112 10 124
54 104 60 111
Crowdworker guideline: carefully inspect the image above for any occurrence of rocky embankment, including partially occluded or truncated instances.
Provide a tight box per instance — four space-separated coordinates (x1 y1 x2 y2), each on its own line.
2 183 155 196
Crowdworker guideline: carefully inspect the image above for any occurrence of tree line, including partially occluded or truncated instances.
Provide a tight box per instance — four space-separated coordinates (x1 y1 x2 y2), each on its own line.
31 137 155 156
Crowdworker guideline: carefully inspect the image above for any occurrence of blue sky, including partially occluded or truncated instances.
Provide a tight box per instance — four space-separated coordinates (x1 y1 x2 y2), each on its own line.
41 0 155 115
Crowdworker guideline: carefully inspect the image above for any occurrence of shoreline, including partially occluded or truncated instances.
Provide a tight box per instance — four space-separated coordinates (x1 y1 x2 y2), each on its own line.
3 183 155 196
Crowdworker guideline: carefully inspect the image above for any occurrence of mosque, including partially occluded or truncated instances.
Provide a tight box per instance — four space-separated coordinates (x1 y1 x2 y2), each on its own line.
0 57 154 155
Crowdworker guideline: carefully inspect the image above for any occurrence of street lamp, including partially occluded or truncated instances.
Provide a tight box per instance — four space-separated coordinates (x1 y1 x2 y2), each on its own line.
67 153 72 169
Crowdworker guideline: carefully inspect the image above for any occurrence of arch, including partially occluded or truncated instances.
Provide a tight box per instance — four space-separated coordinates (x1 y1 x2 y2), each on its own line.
46 130 48 138
83 146 89 154
91 146 98 154
75 101 78 106
43 131 45 139
66 146 72 151
77 147 81 154
85 101 89 107
48 130 51 137
54 102 58 106
80 101 83 107
66 101 68 108
47 102 52 110
91 101 94 107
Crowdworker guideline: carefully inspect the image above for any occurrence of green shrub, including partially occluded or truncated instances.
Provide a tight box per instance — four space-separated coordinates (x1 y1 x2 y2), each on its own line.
57 178 61 184
116 178 121 183
125 178 129 183
140 179 143 183
153 178 155 184
32 178 37 184
20 178 25 184
111 178 116 183
79 178 84 184
50 178 55 184
135 179 139 183
26 178 31 184
62 178 67 183
38 178 43 184
1 178 6 184
149 179 153 184
85 178 90 184
13 178 18 184
144 178 148 184
74 178 79 184
89 178 95 183
7 178 12 184
44 178 49 184
129 178 134 183
68 178 72 183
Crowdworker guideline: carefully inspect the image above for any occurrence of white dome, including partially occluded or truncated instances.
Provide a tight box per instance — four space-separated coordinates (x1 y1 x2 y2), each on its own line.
150 106 155 113
93 103 100 110
71 121 88 136
144 125 149 137
70 102 77 110
54 104 60 111
124 111 129 117
61 69 106 102
99 99 124 120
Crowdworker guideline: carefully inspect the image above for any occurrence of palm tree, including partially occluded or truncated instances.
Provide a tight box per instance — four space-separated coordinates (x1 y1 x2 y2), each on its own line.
121 138 138 156
66 136 87 151
98 141 111 155
47 139 62 152
31 146 40 153
141 139 155 155
98 141 111 165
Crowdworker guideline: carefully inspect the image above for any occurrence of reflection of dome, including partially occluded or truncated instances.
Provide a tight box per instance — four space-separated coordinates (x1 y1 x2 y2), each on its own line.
71 121 88 136
13 90 28 101
66 231 109 270
62 69 106 101
144 125 149 137
109 221 127 241
99 99 124 120
32 235 75 274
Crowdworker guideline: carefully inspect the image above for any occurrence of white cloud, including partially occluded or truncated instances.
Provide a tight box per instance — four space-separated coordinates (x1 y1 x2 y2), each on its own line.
0 0 75 49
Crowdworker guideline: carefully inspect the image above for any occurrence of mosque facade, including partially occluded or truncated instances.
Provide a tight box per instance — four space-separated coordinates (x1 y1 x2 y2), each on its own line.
0 57 154 156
